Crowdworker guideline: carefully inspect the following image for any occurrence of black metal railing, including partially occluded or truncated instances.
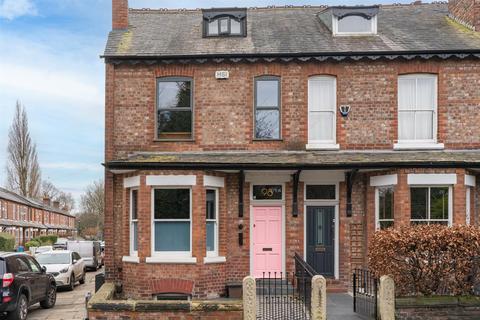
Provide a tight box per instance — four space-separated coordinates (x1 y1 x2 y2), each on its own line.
257 271 310 320
353 268 378 320
294 252 318 314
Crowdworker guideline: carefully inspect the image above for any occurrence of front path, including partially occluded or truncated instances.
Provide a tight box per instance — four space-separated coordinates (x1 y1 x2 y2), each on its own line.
327 293 367 320
28 268 102 320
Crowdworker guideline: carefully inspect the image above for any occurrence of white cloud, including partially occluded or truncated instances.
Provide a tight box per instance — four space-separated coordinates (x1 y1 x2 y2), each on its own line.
41 162 103 172
0 0 36 20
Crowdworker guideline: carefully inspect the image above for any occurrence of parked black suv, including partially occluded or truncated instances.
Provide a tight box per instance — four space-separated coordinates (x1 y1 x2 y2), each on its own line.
0 252 56 320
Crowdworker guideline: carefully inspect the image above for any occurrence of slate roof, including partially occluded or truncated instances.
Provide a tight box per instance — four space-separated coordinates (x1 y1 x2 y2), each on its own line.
106 150 480 170
104 3 480 59
0 187 75 219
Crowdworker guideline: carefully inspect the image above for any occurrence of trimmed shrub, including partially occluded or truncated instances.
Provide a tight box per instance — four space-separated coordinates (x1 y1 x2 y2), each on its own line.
369 225 480 296
25 240 41 250
0 233 15 252
34 235 58 245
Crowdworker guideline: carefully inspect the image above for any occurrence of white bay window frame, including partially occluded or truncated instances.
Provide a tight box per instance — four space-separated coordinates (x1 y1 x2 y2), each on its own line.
206 188 219 258
395 74 443 150
307 76 339 150
410 185 452 226
129 189 138 257
147 187 196 264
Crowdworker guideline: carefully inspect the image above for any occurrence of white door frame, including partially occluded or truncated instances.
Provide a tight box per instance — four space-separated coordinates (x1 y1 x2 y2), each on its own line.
303 182 340 280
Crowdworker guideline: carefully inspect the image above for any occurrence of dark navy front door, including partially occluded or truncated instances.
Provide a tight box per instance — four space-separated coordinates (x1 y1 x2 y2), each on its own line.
306 206 335 277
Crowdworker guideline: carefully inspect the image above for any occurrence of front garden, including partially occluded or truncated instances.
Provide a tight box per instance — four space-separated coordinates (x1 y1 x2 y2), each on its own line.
369 225 480 319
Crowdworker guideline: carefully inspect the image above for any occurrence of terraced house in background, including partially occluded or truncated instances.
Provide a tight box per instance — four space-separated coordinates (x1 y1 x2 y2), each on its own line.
0 187 77 246
103 0 480 298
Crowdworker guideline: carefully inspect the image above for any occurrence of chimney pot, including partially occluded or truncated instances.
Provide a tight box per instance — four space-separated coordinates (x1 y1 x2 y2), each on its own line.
43 197 51 206
112 0 129 30
53 201 60 209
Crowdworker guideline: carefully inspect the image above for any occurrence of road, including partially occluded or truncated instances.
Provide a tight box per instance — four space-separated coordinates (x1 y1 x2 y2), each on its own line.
28 268 102 320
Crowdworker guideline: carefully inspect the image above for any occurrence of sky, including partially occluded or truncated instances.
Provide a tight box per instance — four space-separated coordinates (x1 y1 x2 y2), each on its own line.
0 0 419 209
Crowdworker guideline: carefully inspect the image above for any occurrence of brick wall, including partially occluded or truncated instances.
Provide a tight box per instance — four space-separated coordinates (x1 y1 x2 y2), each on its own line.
105 59 480 162
112 0 128 30
448 0 480 30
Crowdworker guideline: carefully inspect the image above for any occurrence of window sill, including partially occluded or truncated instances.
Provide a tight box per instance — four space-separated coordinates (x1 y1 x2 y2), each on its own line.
153 139 195 142
252 139 283 142
204 256 226 264
393 143 444 150
122 256 140 263
305 143 340 151
146 256 197 264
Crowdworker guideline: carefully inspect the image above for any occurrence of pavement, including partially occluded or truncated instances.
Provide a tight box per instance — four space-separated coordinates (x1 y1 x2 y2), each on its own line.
27 268 102 320
327 293 368 320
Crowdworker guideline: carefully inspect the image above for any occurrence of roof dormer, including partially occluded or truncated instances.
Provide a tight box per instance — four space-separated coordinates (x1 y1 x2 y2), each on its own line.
202 8 247 37
319 6 379 36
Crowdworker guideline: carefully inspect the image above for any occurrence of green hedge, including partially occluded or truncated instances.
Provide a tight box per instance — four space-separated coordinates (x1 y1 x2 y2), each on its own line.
25 240 41 250
33 235 58 245
0 233 15 252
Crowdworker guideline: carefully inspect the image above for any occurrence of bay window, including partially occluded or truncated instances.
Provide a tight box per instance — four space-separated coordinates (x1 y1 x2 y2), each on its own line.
397 74 440 149
130 189 138 256
376 187 394 230
153 188 191 256
410 186 451 225
307 76 337 149
206 189 218 257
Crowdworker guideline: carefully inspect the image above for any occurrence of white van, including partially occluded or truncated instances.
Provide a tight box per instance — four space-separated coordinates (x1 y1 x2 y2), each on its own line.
66 241 102 270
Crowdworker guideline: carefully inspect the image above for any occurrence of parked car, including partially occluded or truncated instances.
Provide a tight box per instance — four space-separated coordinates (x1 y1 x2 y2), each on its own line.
0 252 56 320
34 246 54 256
52 238 69 250
66 241 102 270
36 250 86 291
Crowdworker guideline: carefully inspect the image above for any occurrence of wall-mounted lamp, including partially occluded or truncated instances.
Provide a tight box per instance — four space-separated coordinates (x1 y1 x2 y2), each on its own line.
339 105 351 117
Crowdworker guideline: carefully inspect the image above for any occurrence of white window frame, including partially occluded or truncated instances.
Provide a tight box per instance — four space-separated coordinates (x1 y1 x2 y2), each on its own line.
333 15 377 36
375 186 395 230
466 187 471 226
129 188 139 257
410 185 452 226
150 187 193 259
395 74 443 150
306 76 338 150
206 188 219 258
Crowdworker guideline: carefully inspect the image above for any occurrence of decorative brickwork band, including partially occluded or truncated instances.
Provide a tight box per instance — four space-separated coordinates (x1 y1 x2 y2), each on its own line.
150 279 194 295
379 275 395 320
242 276 256 320
311 275 327 320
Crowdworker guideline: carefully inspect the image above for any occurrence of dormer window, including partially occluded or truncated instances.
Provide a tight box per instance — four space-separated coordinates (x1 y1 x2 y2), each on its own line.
203 8 247 37
319 6 379 36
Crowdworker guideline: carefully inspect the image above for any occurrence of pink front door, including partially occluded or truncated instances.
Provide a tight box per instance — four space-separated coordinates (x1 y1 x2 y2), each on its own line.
252 206 282 278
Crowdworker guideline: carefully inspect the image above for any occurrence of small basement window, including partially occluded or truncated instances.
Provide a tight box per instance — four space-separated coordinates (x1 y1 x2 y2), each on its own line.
203 8 247 37
154 293 191 301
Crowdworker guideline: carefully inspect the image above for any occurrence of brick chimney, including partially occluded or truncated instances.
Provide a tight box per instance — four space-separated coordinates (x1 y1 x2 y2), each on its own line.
43 197 51 206
448 0 480 31
112 0 129 30
53 201 60 209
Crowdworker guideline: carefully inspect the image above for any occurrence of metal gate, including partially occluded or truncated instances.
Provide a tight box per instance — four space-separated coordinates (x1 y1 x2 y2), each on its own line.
353 268 378 319
256 254 316 320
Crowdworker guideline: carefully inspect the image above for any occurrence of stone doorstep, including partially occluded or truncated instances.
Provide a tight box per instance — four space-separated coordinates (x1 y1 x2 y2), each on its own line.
87 282 243 313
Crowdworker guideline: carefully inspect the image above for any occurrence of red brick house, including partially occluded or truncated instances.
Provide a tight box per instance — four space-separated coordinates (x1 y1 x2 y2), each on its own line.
0 187 77 246
103 0 480 299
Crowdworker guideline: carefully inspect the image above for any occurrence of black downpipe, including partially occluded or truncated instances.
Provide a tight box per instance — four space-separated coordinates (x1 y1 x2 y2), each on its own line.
292 170 301 217
238 170 244 218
